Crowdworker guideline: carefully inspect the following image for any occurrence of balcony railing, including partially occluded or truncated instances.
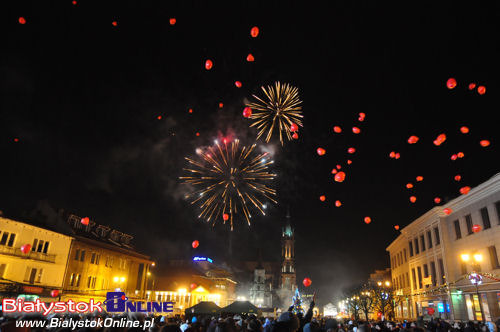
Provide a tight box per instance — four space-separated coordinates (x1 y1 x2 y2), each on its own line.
0 245 56 263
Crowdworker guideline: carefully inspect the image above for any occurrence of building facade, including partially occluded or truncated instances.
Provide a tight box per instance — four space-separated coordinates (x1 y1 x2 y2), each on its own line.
249 263 273 308
387 172 500 322
0 217 73 301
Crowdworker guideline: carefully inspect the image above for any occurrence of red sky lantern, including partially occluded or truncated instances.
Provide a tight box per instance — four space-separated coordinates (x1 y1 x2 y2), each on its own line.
347 160 352 165
410 196 417 203
331 169 337 174
457 152 464 158
352 127 361 134
223 213 229 221
460 186 471 195
18 17 26 24
443 208 452 215
169 18 176 25
395 153 400 159
14 138 19 142
335 200 342 207
81 217 89 225
408 136 419 144
347 147 356 154
292 133 299 140
243 107 252 118
389 151 396 158
472 224 481 233
157 115 162 120
290 123 298 132
333 126 342 133
192 240 199 248
190 283 197 289
434 197 441 204
468 83 476 90
51 290 59 297
480 140 490 147
219 102 224 108
394 225 400 230
235 81 242 88
334 172 346 182
336 165 341 170
317 148 326 156
250 26 259 37
433 133 447 146
72 0 77 5
358 112 366 121
319 195 326 202
446 78 457 89
406 183 413 189
364 217 372 224
188 108 193 113
454 175 461 181
416 176 423 182
450 154 458 161
112 21 118 26
303 278 312 287
460 126 469 134
246 54 255 62
205 59 213 70
196 132 200 137
20 244 31 254
477 86 486 95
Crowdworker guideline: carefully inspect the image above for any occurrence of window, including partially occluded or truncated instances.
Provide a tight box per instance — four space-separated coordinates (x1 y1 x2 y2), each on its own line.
480 207 491 229
76 274 81 287
91 253 96 264
454 220 462 239
70 273 75 286
438 259 445 284
7 233 15 247
417 267 423 289
0 232 16 247
0 263 6 278
420 235 426 251
80 250 85 262
488 246 500 269
414 239 420 255
406 273 409 288
36 269 43 283
32 239 38 251
399 252 403 265
43 242 49 254
87 276 92 288
37 240 44 252
404 249 407 262
465 215 473 234
409 242 414 256
32 239 50 253
23 267 41 284
411 269 417 289
106 256 114 268
430 261 437 286
75 249 80 260
427 231 433 248
495 201 500 224
434 227 440 245
24 267 31 282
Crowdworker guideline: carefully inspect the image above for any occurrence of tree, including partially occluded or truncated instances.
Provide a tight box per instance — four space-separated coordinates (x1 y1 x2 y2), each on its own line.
358 286 374 320
372 283 394 320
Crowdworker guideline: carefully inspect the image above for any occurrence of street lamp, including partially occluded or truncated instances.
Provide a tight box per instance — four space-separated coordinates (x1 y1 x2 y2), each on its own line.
461 253 484 321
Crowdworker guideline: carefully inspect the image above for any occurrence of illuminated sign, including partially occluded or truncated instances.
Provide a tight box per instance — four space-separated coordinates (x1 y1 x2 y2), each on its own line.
193 256 213 263
437 302 444 313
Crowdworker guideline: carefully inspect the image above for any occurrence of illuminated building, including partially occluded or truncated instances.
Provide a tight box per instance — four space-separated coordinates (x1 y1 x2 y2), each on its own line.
0 216 73 301
281 211 296 292
387 172 500 321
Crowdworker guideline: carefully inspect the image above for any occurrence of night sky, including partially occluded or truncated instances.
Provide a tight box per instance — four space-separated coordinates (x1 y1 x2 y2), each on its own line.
1 1 498 305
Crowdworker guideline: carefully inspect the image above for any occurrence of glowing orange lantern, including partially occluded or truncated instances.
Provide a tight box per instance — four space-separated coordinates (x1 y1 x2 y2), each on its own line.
450 154 458 160
416 176 423 182
81 217 89 225
434 197 441 204
235 81 242 88
51 290 59 297
205 59 213 70
331 169 337 174
334 172 346 182
192 240 199 249
460 186 471 195
290 123 298 132
460 126 469 134
347 160 352 165
317 148 326 156
319 195 326 202
72 0 77 5
477 86 486 95
223 213 229 221
219 102 224 108
468 83 476 90
406 183 413 189
352 127 361 134
196 132 200 137
335 200 342 207
190 283 197 289
189 108 193 113
19 17 26 24
157 115 162 120
112 21 117 26
443 208 452 215
472 224 481 233
347 147 356 154
395 153 400 159
336 165 341 170
292 133 299 139
410 196 417 203
246 54 255 62
303 278 312 287
364 217 371 224
333 126 342 133
169 18 176 25
14 138 19 142
20 244 31 254
457 152 464 158
446 78 457 89
394 225 400 230
389 151 396 158
408 136 419 144
250 26 259 37
358 112 366 121
480 140 490 147
243 107 252 118
454 175 461 181
433 133 446 146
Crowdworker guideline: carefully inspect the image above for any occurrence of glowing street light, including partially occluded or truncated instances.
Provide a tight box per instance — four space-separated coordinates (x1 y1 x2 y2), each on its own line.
461 254 470 262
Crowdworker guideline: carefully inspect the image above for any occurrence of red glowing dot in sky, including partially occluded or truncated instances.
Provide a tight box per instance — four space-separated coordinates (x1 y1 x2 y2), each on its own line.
72 0 77 5
331 169 337 174
358 112 366 121
319 195 326 202
477 86 486 95
223 214 229 221
364 217 372 224
205 59 213 70
290 123 298 132
406 183 413 189
433 133 447 146
235 81 242 88
169 18 176 25
14 138 19 142
454 175 461 181
416 176 423 182
246 54 255 62
188 108 193 113
468 83 476 90
389 151 396 158
408 136 419 144
81 217 90 225
196 132 200 137
480 140 490 147
450 154 458 160
443 208 452 215
316 148 326 156
347 160 352 165
394 225 400 230
157 115 162 120
336 165 341 170
410 196 417 203
292 132 299 140
121 295 126 300
335 200 342 207
112 21 117 26
472 224 481 233
352 127 361 134
334 172 346 182
243 107 252 118
395 153 401 159
457 152 464 158
18 17 26 24
434 197 441 204
347 147 356 154
460 126 469 134
250 26 259 37
333 126 342 133
460 186 471 195
219 102 224 108
446 78 457 89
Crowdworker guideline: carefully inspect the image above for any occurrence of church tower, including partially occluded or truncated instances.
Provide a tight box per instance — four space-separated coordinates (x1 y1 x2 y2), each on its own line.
280 209 296 292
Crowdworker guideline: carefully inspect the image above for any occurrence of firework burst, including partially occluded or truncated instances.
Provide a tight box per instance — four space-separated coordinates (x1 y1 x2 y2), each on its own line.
180 139 277 230
246 81 303 145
